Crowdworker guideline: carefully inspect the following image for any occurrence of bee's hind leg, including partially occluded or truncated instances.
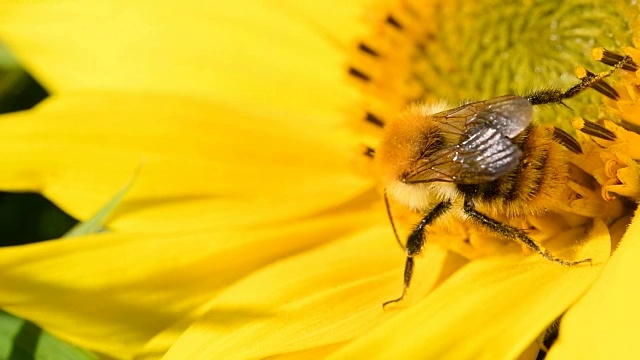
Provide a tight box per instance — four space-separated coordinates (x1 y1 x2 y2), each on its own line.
462 198 591 266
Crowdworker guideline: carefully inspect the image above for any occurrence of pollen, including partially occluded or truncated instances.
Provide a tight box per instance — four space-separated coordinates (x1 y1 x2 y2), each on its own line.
598 134 640 201
575 46 640 203
565 180 624 219
569 118 640 213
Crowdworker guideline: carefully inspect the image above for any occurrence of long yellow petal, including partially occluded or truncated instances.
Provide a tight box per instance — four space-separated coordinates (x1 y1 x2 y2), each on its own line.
0 91 370 231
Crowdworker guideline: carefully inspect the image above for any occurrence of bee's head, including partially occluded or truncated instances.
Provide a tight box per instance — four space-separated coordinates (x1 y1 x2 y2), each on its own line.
375 102 458 210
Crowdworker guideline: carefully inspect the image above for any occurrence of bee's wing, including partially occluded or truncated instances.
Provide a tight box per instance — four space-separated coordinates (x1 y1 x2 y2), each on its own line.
449 126 523 183
470 95 533 137
405 128 522 184
405 95 532 184
431 95 533 138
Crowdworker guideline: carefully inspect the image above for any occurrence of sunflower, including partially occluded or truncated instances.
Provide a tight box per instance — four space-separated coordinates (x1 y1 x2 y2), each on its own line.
0 1 639 359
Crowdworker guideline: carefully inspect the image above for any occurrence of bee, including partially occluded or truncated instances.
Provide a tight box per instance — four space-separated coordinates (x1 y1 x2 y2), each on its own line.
376 50 637 308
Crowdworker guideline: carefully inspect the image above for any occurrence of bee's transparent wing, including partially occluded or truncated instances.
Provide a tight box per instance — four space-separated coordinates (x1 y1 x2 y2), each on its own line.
469 95 533 138
431 95 533 138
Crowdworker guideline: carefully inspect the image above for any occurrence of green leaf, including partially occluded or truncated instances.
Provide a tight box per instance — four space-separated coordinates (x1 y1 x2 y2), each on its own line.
0 47 25 100
0 43 47 115
0 311 97 360
64 167 140 237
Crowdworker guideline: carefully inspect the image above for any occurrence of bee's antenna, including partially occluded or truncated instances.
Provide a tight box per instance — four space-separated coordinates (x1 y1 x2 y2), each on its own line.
384 191 405 250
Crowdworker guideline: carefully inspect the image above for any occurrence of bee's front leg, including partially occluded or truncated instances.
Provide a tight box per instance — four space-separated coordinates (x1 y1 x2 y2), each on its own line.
383 201 451 309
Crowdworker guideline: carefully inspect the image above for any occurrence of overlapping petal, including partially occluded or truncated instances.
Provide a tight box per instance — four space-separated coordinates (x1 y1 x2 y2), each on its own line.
329 222 611 359
0 203 378 357
160 224 451 359
548 213 640 359
0 1 386 358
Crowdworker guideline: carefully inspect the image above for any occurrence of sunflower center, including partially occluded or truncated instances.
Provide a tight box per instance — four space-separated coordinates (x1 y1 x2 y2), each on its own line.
348 0 638 128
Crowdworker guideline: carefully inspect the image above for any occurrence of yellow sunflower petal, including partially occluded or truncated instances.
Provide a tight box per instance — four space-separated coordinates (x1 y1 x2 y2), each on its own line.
0 207 373 358
547 213 640 359
328 221 611 360
0 91 369 232
0 1 365 117
159 225 453 359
